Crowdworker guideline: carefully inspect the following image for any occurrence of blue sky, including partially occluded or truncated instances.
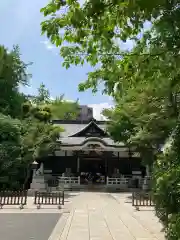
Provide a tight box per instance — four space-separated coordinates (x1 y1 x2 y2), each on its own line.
0 0 141 119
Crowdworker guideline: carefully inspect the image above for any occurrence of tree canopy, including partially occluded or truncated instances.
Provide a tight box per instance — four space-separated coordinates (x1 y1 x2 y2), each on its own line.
0 45 30 118
40 0 180 94
0 44 79 190
27 83 80 120
41 1 180 239
40 0 180 152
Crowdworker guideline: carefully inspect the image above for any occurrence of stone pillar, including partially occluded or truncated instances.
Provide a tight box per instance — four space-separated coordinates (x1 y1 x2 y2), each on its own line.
142 165 151 191
146 165 150 176
30 162 46 192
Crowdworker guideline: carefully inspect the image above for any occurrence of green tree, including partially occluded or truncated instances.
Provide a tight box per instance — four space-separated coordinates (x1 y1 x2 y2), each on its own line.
33 83 50 104
48 96 80 120
0 45 30 118
0 45 31 189
20 101 62 188
40 0 180 94
153 122 180 240
19 85 79 188
0 100 62 190
21 101 62 158
29 83 80 120
0 114 22 189
0 45 63 190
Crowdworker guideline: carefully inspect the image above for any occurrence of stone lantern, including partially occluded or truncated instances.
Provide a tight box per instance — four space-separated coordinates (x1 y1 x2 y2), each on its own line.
30 160 45 191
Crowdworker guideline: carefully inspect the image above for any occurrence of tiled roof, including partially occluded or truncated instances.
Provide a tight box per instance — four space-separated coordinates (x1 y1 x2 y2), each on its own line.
57 137 124 146
53 120 107 137
53 119 124 147
55 123 88 137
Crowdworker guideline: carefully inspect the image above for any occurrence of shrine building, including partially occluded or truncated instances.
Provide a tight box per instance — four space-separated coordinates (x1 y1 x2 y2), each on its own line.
29 118 148 191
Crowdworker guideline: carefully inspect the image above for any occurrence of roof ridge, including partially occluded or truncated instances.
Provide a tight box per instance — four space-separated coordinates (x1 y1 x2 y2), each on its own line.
52 119 108 124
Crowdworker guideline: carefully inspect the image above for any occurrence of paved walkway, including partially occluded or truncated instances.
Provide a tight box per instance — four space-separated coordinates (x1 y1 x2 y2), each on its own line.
0 192 165 240
57 192 165 240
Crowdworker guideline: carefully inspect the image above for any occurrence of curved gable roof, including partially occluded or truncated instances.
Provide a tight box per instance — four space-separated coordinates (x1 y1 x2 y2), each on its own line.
53 118 108 137
70 118 108 137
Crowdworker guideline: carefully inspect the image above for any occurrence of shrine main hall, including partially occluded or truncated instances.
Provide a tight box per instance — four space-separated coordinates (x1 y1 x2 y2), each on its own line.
29 117 148 191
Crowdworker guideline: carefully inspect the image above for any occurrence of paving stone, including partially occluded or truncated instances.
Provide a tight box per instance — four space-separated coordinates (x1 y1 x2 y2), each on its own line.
58 192 165 240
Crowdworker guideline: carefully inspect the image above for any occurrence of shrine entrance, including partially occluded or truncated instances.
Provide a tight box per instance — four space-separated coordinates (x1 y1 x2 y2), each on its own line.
80 159 105 175
79 150 106 185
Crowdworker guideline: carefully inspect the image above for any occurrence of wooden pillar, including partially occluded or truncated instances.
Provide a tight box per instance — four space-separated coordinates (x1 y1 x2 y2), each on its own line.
128 148 132 160
129 147 132 174
77 151 80 173
117 151 120 174
105 152 108 175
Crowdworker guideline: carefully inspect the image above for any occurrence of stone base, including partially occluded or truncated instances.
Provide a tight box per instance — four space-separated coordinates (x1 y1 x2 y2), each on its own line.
30 176 46 191
142 181 151 191
27 189 36 196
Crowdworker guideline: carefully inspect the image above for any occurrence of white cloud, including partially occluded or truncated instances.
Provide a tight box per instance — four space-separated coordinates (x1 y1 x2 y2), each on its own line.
88 102 114 120
40 40 60 56
40 40 56 50
57 99 114 120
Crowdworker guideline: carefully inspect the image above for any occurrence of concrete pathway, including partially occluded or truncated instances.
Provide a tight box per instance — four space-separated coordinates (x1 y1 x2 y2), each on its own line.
57 192 165 240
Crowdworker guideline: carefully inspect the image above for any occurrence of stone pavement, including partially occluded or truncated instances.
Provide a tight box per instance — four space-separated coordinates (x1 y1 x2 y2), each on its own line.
0 192 165 240
58 192 165 240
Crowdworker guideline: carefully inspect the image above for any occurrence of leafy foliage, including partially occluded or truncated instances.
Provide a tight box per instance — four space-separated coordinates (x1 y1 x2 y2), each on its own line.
153 122 180 239
0 114 22 189
40 1 180 238
48 96 80 120
21 101 63 158
40 0 180 94
27 84 80 120
33 83 50 104
0 45 65 190
0 45 31 118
